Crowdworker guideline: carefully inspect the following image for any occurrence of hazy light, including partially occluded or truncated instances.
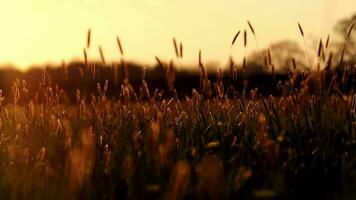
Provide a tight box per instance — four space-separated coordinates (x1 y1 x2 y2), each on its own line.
0 0 355 70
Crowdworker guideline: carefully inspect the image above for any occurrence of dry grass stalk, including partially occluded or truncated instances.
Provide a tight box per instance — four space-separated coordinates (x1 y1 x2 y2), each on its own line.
199 50 202 67
339 21 355 65
91 62 96 78
298 22 304 37
292 58 297 70
297 23 312 67
200 66 206 81
243 57 246 71
179 42 183 58
243 30 247 47
98 46 106 65
87 29 91 49
247 20 265 68
83 49 88 66
247 20 255 35
116 36 124 56
267 49 272 67
346 21 355 39
198 50 206 91
167 60 176 92
263 56 268 69
325 51 333 70
155 56 165 70
41 67 46 86
172 38 179 58
318 39 323 58
231 30 241 47
325 35 330 49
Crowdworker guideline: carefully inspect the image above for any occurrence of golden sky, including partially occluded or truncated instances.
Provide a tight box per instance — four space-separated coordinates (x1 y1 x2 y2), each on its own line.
0 0 355 70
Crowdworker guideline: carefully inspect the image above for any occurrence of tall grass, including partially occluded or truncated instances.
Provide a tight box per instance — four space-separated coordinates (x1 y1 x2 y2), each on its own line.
0 23 355 200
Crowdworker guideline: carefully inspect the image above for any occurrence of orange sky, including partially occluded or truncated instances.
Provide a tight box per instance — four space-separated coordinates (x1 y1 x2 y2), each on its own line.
0 0 355 70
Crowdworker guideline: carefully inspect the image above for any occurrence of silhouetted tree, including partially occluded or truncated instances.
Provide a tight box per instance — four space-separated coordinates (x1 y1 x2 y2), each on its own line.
249 40 307 73
334 13 356 65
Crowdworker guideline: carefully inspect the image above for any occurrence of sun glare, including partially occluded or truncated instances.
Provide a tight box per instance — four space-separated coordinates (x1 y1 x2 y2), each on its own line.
0 0 355 70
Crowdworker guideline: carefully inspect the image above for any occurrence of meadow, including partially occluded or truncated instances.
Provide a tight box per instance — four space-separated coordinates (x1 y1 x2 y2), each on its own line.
0 21 355 200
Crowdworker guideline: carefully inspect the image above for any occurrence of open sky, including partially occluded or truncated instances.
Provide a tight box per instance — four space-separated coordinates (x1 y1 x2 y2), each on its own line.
0 0 355 70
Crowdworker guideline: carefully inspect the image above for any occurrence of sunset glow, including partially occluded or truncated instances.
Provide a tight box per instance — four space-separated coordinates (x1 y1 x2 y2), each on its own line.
0 0 355 69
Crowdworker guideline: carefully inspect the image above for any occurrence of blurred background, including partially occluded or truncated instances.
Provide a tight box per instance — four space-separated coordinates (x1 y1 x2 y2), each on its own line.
0 0 355 70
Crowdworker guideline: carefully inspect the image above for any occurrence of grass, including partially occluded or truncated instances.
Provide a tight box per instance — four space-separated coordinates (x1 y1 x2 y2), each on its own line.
0 24 355 200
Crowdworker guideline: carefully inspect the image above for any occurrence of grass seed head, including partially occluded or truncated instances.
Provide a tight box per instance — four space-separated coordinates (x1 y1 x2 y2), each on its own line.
172 38 179 58
298 22 304 37
244 30 247 47
116 36 124 56
231 30 241 47
87 29 91 49
247 20 255 35
98 46 106 64
346 21 355 39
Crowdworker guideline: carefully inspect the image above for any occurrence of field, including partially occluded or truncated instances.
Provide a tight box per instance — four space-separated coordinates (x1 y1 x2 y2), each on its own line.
0 23 356 200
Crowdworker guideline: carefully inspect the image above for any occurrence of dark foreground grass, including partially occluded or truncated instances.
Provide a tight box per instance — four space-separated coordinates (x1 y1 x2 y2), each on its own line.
0 63 355 200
